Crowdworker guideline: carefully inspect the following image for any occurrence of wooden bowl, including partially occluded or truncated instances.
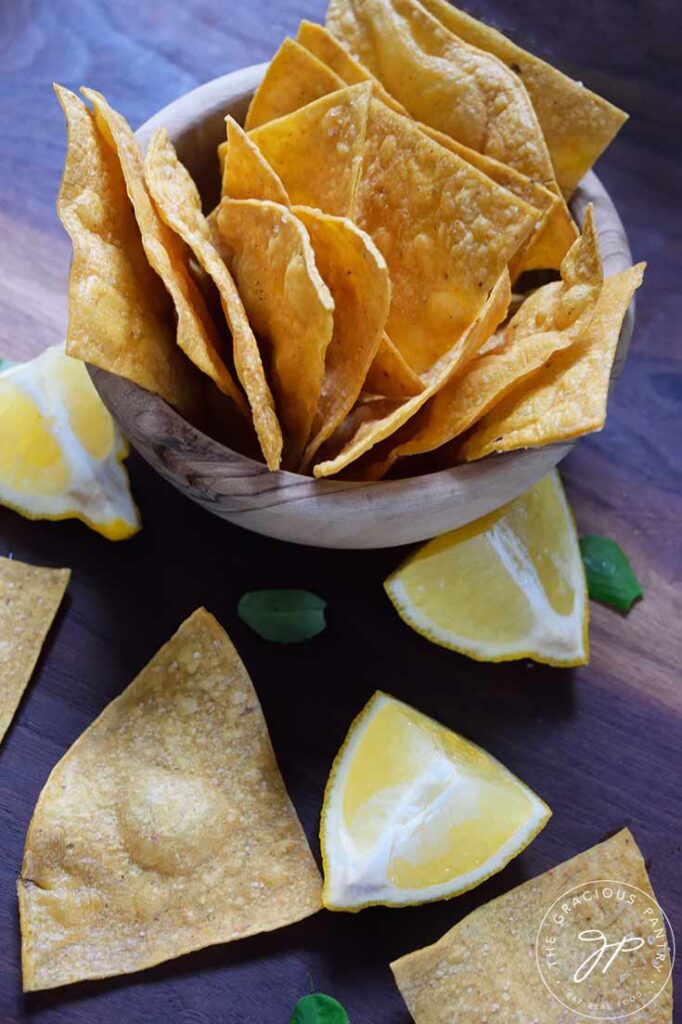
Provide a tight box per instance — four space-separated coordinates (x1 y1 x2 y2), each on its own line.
91 64 635 549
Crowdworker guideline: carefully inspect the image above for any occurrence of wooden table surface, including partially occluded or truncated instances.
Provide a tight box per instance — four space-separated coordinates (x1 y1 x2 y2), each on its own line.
1 2 680 1021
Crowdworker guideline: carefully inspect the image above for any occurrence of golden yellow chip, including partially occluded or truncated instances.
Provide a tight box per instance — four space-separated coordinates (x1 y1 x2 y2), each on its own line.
249 83 372 217
296 19 408 114
220 117 290 205
391 829 671 1024
368 326 573 479
517 200 579 275
144 127 282 469
18 608 322 991
365 334 424 399
54 85 198 418
0 558 69 747
463 261 645 460
326 0 557 190
245 37 345 130
356 100 535 373
418 124 577 274
418 0 628 197
216 199 335 466
81 88 248 418
294 206 391 469
372 209 604 475
296 19 573 273
296 16 572 274
314 271 510 477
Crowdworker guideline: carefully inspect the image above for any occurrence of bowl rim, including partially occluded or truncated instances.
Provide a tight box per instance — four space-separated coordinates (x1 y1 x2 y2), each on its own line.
93 62 635 500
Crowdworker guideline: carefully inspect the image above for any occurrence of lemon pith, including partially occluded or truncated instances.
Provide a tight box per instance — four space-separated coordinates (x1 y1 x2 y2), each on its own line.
385 470 588 666
0 345 139 540
320 691 551 911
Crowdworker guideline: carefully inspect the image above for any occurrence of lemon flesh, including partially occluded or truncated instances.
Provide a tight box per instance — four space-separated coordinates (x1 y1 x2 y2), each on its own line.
385 470 588 666
321 692 550 910
0 345 139 540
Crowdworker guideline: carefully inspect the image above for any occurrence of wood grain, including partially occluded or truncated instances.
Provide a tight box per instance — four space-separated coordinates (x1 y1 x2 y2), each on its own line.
0 2 680 1022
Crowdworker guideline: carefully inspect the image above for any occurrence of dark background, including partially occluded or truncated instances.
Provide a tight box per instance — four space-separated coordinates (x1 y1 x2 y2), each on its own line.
1 1 680 1022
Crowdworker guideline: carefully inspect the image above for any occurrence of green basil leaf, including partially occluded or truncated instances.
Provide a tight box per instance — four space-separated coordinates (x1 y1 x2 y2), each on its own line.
289 993 350 1024
238 589 327 643
0 356 16 374
580 535 643 612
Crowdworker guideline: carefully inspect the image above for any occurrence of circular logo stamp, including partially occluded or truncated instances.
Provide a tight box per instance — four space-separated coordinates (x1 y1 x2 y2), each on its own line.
535 879 674 1020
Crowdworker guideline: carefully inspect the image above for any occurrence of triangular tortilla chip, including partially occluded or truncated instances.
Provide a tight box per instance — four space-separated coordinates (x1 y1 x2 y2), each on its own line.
245 37 345 130
418 124 577 274
216 199 335 466
326 0 557 190
296 20 574 273
0 558 69 747
370 209 604 476
54 86 198 418
355 100 535 373
295 206 391 470
296 19 408 114
418 0 628 197
81 88 248 418
220 117 290 205
365 333 424 398
18 608 322 991
297 17 573 273
249 83 372 217
144 127 282 469
391 829 671 1024
516 200 578 275
314 271 510 477
384 332 573 474
462 261 645 460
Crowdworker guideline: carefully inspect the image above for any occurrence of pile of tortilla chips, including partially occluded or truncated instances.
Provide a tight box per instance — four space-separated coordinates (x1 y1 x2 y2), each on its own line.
56 0 643 478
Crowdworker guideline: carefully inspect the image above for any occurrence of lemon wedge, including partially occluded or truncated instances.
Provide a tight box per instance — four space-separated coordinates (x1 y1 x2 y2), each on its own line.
321 692 550 910
385 469 588 666
0 344 139 540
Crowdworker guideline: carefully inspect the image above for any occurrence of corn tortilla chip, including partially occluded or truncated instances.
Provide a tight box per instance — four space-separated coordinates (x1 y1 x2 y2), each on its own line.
420 126 550 214
372 209 604 475
220 117 290 205
418 124 576 274
296 19 409 115
319 396 402 458
295 18 572 273
249 83 372 218
517 200 578 275
367 321 573 479
326 0 557 189
144 128 282 469
245 38 345 131
295 206 391 470
356 99 535 373
463 261 645 460
365 333 424 398
314 271 510 477
81 88 248 418
295 18 573 273
391 829 671 1024
216 199 335 466
418 0 628 197
0 558 69 747
54 86 198 418
18 608 322 991
294 20 573 273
